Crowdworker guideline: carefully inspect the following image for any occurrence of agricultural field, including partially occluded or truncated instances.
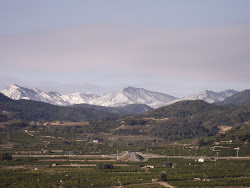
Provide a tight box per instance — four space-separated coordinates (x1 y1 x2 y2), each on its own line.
0 155 250 187
1 128 249 158
0 101 249 187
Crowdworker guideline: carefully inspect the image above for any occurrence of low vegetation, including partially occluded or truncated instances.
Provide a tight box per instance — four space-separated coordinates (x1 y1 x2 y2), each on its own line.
0 158 249 187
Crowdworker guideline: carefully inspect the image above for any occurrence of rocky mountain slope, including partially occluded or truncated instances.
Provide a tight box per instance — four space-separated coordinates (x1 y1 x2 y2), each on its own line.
216 89 250 106
91 86 177 108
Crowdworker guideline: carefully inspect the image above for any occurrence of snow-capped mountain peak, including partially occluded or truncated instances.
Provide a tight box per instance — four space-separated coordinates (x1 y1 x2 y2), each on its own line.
90 86 178 108
1 84 69 105
0 84 102 106
1 84 33 100
173 89 238 104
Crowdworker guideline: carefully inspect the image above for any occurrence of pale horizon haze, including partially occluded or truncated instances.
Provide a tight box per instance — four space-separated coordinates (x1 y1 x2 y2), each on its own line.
0 0 250 97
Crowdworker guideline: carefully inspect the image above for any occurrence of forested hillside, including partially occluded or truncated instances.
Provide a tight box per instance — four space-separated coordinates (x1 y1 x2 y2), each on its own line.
1 93 249 141
0 94 118 122
72 103 153 115
218 124 250 142
116 101 250 140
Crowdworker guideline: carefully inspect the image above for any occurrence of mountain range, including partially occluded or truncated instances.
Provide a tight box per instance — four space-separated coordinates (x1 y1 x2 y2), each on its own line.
0 84 239 108
0 89 249 141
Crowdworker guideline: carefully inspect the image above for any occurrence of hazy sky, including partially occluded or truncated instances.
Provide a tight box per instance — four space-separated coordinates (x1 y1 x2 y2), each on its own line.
0 0 250 97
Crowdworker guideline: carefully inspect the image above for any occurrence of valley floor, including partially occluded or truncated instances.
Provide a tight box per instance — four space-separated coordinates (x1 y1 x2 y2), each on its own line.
0 155 250 188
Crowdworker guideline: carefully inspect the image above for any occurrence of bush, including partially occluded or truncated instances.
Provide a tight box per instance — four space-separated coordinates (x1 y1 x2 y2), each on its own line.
1 153 12 161
96 163 114 169
158 171 167 181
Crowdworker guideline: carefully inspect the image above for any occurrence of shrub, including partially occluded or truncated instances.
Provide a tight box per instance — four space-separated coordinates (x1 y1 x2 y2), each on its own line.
158 171 167 181
96 163 114 169
1 153 12 161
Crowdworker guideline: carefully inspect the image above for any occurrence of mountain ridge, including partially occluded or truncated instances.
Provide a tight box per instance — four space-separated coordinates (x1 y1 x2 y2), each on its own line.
1 84 178 108
171 89 238 104
0 84 239 108
216 89 250 106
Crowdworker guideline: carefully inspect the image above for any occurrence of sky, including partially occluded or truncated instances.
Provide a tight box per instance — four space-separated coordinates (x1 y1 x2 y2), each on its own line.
0 0 250 97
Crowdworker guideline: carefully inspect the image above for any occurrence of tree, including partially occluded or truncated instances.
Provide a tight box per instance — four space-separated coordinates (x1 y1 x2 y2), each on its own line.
96 163 114 169
158 171 167 181
1 153 12 161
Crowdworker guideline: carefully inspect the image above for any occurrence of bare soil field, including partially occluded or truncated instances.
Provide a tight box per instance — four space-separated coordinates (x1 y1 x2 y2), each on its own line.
218 125 233 134
43 121 89 126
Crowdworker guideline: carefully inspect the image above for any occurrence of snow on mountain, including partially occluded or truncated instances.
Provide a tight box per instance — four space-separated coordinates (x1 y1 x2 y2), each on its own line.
0 84 97 106
0 85 177 108
62 92 99 105
0 84 239 108
92 86 177 108
1 84 69 105
173 89 238 104
218 89 238 98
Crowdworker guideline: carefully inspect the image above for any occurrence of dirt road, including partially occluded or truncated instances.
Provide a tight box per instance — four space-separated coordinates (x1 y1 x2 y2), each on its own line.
13 154 250 160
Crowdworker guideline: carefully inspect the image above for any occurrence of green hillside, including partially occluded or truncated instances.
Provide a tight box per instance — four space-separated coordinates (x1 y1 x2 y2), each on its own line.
72 103 153 115
117 101 250 140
